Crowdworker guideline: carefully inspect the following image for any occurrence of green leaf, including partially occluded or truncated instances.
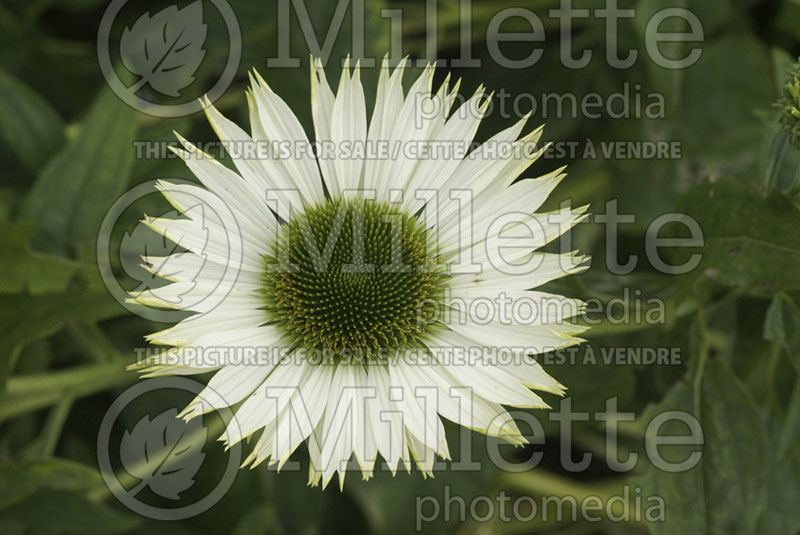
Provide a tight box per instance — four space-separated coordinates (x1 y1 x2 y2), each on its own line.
764 293 800 458
23 395 75 457
763 132 800 196
0 489 139 534
0 290 124 392
755 408 800 534
0 222 87 294
0 457 104 509
49 0 112 10
676 34 774 164
0 188 14 221
20 87 138 258
346 425 498 535
0 67 64 177
765 293 800 372
634 358 768 534
232 506 280 535
675 178 800 291
756 446 800 534
0 362 132 422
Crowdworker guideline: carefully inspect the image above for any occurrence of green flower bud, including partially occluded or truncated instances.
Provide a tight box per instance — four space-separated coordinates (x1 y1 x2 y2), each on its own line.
778 60 800 149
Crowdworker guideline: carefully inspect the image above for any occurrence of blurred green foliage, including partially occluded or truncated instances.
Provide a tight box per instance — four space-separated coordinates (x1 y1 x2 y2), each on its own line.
1 0 800 534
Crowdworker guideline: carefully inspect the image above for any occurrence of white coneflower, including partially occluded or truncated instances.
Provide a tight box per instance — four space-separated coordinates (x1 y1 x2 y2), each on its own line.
131 57 587 490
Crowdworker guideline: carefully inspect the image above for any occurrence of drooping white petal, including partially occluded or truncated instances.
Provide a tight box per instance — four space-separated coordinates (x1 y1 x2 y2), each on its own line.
236 357 334 471
390 357 450 461
365 364 409 475
269 360 335 469
140 251 260 290
179 363 274 421
227 354 308 452
350 365 378 478
147 179 262 272
312 363 359 489
406 430 436 477
421 362 525 443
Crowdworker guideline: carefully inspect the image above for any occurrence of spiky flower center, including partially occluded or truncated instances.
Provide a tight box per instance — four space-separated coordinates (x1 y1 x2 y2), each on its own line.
262 198 449 361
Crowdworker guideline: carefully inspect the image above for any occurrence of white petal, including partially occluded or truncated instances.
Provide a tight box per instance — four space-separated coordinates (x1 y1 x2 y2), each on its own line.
365 364 408 474
436 171 567 254
350 365 378 478
423 362 525 443
249 71 326 204
145 303 266 346
313 364 359 489
401 86 488 212
227 355 308 451
390 358 449 460
169 139 277 235
179 363 274 420
448 207 589 267
363 57 408 196
141 250 253 285
328 58 368 196
270 361 334 468
433 125 550 226
372 64 436 201
203 98 302 213
447 288 585 326
405 430 436 477
442 315 586 360
138 324 285 378
449 251 588 292
310 58 337 195
147 180 263 272
425 329 557 406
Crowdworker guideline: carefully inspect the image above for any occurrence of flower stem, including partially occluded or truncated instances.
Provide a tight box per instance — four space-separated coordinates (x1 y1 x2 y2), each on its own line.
0 362 134 422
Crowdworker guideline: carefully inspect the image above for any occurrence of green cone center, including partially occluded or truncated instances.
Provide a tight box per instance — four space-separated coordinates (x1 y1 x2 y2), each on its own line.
263 198 449 361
